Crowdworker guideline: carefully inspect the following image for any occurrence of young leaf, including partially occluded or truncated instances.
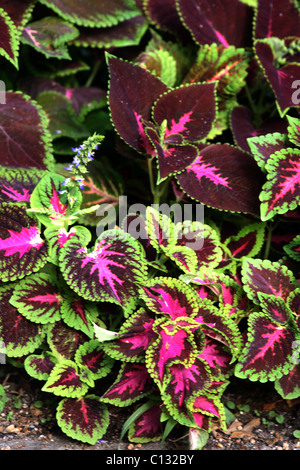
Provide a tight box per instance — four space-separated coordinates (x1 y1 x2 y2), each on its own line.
56 396 109 445
260 148 300 220
0 203 48 282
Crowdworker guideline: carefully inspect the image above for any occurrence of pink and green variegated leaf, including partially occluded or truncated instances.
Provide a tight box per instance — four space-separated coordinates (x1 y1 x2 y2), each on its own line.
59 229 147 315
0 167 45 204
165 222 222 274
0 284 46 357
241 258 296 304
198 337 233 380
0 92 54 170
146 317 199 385
30 172 82 228
9 272 63 324
139 277 200 320
161 359 211 427
128 403 162 443
177 144 264 215
107 54 168 155
152 82 217 145
44 225 91 266
24 352 58 381
177 0 253 48
235 312 297 382
145 125 198 181
254 0 300 40
274 365 300 400
56 396 109 445
255 40 300 115
247 132 289 172
0 203 48 282
258 293 294 325
47 321 88 361
194 298 242 360
101 362 153 407
42 360 89 397
75 340 114 381
39 0 140 28
188 391 226 430
103 308 155 362
145 206 174 252
224 222 265 260
260 148 300 220
60 294 101 339
287 289 300 330
287 115 300 148
284 234 300 262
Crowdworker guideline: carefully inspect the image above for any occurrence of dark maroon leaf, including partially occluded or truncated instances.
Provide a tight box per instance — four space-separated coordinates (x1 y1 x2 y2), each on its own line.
0 92 54 169
275 365 300 399
107 55 168 154
254 0 300 40
143 0 189 40
0 168 44 204
177 0 253 47
177 144 264 215
24 352 57 380
47 321 88 360
128 403 162 442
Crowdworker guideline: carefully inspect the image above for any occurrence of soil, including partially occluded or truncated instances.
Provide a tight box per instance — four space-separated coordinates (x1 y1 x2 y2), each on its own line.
1 364 300 451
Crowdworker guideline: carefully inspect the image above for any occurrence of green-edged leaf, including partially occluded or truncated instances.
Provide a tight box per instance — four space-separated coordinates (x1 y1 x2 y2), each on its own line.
0 203 48 282
247 132 289 172
56 396 109 444
0 167 45 204
241 258 296 304
0 92 54 170
42 360 89 397
61 295 101 339
59 229 148 315
287 115 300 148
135 46 177 88
24 352 58 381
9 272 63 324
284 234 300 262
44 225 91 265
30 172 82 228
0 7 19 68
260 148 300 220
38 0 140 28
21 16 79 59
223 222 265 260
47 321 88 361
75 340 114 381
0 283 46 357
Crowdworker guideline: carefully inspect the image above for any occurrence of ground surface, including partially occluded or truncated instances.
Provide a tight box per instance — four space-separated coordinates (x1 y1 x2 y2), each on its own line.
1 365 300 451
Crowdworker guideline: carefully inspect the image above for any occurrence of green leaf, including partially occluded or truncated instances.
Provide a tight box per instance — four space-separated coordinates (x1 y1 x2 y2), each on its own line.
93 323 119 342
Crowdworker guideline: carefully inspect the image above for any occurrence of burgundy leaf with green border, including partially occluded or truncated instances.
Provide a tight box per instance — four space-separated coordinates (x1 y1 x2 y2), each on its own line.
128 402 163 443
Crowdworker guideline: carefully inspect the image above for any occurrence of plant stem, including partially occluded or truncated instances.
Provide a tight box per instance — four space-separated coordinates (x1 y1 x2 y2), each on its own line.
85 60 101 87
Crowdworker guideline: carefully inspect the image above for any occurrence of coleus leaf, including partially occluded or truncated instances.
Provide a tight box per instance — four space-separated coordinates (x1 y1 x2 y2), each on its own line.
47 321 88 360
39 0 140 28
223 222 265 260
260 148 300 220
107 54 168 154
241 258 296 304
177 0 253 48
287 115 300 148
234 311 298 382
135 44 177 88
0 284 46 357
189 389 226 430
254 0 300 40
0 167 45 204
9 272 63 324
284 234 300 262
42 360 89 397
0 203 48 282
0 6 19 68
75 340 114 381
198 337 233 380
161 359 211 427
56 396 109 445
247 132 289 172
183 43 250 98
102 308 155 362
274 365 300 400
254 39 300 115
21 16 79 59
0 92 54 170
44 225 91 266
176 143 264 215
30 172 82 228
127 402 162 443
101 362 153 407
59 229 148 315
24 352 58 381
73 15 148 50
61 294 101 339
143 0 189 40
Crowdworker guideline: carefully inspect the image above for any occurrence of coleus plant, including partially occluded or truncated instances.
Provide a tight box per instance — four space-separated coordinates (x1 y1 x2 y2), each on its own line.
0 0 300 450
